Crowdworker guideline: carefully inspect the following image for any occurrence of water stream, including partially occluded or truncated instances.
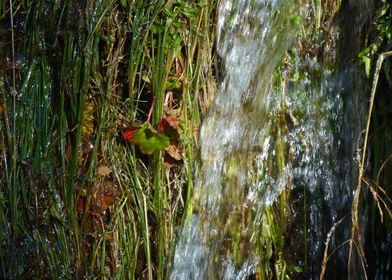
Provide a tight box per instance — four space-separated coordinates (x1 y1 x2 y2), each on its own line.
172 1 301 278
171 0 379 279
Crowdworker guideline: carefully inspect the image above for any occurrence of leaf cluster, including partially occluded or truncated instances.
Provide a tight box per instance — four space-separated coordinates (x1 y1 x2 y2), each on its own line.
359 0 392 76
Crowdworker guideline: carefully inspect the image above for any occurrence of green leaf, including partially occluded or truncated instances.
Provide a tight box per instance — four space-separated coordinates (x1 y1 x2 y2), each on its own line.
132 123 170 155
290 15 302 26
363 56 371 78
293 266 303 273
166 78 182 90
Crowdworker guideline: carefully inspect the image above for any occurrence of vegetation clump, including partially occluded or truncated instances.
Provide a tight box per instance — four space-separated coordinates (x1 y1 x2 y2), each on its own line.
0 0 215 278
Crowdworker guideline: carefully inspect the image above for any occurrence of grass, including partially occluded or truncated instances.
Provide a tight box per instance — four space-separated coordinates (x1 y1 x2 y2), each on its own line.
346 50 392 280
0 0 216 278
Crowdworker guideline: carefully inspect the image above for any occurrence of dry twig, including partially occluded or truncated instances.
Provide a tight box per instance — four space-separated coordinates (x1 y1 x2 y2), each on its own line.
348 51 392 279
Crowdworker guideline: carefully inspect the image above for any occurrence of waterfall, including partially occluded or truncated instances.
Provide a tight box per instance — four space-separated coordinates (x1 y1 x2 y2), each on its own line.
171 1 301 279
171 0 380 279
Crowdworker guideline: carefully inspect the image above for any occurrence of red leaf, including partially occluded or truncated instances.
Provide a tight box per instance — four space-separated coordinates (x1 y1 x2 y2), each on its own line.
123 126 140 143
77 197 86 214
124 123 170 155
158 116 179 139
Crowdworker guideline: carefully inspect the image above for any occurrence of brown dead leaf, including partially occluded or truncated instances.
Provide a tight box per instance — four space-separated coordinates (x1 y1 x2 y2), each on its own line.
97 165 111 177
158 115 180 139
164 153 183 168
164 139 184 168
165 141 183 161
93 180 120 211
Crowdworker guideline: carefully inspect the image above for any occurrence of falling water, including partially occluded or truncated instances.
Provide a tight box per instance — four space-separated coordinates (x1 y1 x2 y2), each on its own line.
171 0 381 279
172 1 301 279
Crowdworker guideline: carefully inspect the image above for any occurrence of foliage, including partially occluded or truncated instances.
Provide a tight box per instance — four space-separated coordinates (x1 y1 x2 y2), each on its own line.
359 0 392 76
123 124 170 155
0 0 216 278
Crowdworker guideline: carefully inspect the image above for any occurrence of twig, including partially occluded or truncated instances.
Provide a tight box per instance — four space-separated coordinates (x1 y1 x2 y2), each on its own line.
376 153 392 185
353 240 368 280
320 216 346 280
348 50 392 278
147 94 155 124
88 210 106 233
363 178 384 223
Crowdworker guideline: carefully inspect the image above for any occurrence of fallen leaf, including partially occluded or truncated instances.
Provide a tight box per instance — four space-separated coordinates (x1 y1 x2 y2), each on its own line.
163 138 185 168
97 165 111 177
93 180 120 211
77 196 86 214
165 140 183 161
158 115 180 139
164 152 183 168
